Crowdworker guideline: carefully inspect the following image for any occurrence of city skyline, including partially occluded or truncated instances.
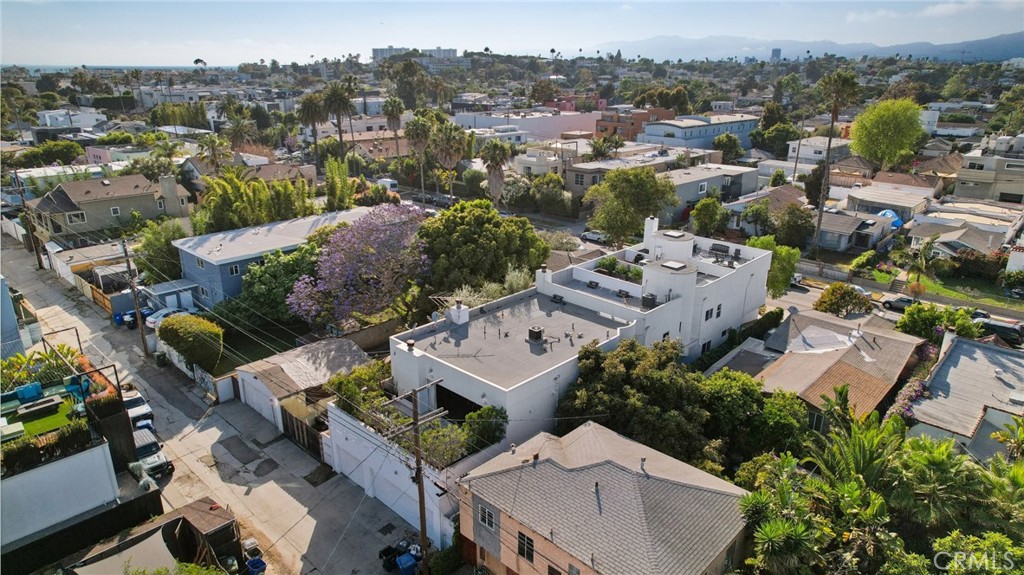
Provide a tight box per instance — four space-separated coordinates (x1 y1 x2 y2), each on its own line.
2 0 1022 67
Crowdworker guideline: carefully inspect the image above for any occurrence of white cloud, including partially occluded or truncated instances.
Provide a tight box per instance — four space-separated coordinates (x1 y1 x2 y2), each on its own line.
845 8 900 23
620 4 633 11
918 0 979 17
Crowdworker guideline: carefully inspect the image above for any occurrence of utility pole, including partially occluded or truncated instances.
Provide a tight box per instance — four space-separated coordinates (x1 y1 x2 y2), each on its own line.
122 239 150 357
15 182 45 270
384 374 447 575
791 118 805 187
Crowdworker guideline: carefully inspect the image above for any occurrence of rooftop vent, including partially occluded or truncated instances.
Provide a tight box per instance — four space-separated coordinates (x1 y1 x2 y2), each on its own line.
661 261 686 271
528 326 544 342
101 179 111 186
664 230 686 239
865 219 876 225
1010 391 1024 406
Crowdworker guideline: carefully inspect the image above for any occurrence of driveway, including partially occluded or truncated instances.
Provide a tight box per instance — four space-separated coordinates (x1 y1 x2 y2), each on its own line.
1 236 420 574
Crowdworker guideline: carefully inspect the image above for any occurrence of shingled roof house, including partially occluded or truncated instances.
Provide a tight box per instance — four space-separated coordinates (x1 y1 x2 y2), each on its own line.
459 421 749 575
25 174 190 249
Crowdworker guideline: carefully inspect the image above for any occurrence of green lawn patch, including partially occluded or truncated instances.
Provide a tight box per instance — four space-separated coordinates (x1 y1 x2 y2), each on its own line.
9 399 76 437
917 276 1024 311
212 324 305 376
872 269 896 284
814 251 860 269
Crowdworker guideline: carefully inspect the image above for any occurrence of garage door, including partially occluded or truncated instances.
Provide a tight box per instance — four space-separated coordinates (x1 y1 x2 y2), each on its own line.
240 374 277 426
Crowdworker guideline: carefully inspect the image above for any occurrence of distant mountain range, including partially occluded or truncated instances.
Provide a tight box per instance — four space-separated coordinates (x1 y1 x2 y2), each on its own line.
593 32 1024 63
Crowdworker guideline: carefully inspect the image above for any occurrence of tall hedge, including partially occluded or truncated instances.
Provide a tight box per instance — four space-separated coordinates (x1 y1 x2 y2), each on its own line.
158 315 224 372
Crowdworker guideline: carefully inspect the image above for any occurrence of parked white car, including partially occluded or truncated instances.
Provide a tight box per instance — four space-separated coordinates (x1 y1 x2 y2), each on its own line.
123 389 154 427
580 230 609 244
145 307 196 330
852 285 872 298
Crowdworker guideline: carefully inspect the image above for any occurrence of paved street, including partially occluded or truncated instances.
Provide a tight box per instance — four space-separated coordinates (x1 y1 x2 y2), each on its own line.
1 237 419 575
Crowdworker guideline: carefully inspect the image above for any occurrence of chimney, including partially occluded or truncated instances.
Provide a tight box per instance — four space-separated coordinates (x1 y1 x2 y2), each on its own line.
405 339 415 351
159 174 177 201
640 457 646 471
448 301 470 325
644 216 658 241
939 326 957 360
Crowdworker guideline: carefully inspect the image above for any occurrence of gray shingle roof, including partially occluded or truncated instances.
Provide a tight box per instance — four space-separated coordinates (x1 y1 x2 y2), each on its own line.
462 422 747 575
236 338 370 399
912 337 1024 437
818 211 864 235
58 174 187 203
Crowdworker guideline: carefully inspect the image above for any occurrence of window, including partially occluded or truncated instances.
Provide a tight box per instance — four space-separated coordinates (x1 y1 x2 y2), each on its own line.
721 330 728 337
548 568 562 575
199 286 209 297
110 206 121 217
52 222 63 234
367 126 374 131
196 258 205 269
704 309 713 321
66 211 87 225
157 199 165 210
716 304 722 318
517 532 534 563
478 505 494 530
698 182 707 194
479 547 487 562
809 411 826 432
791 147 797 153
663 331 670 340
591 175 600 185
723 176 732 186
967 162 985 170
701 341 712 353
515 135 522 142
568 567 580 575
574 173 585 186
813 150 823 156
229 264 241 276
959 181 979 187
1005 162 1024 170
525 166 532 175
179 198 187 207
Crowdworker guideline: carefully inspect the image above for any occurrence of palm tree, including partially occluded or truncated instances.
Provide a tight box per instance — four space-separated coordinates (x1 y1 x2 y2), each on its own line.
906 235 955 297
222 114 257 148
151 140 183 160
585 137 612 161
196 134 233 175
322 81 355 160
991 415 1024 461
404 116 433 201
479 139 511 206
810 70 859 257
296 93 327 174
382 96 405 163
430 121 466 196
342 75 361 152
216 95 241 120
129 68 143 108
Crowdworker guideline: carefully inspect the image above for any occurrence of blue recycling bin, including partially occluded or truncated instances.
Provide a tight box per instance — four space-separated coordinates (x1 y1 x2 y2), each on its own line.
246 557 267 575
113 312 124 326
396 553 416 575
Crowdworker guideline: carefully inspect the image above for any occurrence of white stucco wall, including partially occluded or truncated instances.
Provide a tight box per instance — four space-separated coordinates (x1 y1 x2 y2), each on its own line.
237 370 283 433
0 441 118 546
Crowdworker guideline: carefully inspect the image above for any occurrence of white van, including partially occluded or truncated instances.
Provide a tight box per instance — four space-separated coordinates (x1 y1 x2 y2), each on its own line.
377 178 399 191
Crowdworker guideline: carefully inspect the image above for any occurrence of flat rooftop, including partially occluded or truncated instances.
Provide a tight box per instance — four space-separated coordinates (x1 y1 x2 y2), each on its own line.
405 292 628 389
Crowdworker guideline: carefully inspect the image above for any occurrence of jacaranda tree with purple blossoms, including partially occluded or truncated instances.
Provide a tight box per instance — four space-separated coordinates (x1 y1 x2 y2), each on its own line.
288 204 428 326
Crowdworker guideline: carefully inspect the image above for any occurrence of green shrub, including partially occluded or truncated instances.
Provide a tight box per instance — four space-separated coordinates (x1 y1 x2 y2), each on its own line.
850 250 877 271
158 315 224 372
428 542 464 575
627 266 644 282
1005 270 1024 288
739 307 784 340
86 393 123 419
597 255 618 272
464 406 508 449
1 436 41 475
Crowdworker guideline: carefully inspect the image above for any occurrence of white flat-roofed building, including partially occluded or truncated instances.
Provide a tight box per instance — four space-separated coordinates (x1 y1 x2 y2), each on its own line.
389 217 772 444
786 136 852 164
455 110 600 140
467 125 528 150
636 114 759 148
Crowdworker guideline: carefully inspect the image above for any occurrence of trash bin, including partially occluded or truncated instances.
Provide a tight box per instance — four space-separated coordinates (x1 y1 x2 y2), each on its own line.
245 557 267 575
123 312 137 330
113 312 124 327
155 352 167 367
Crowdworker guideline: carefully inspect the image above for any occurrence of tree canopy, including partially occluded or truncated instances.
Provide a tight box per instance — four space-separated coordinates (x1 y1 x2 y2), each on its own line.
851 98 927 170
895 302 982 343
691 196 729 237
774 203 814 249
418 199 549 292
135 220 188 285
746 235 800 299
712 132 744 164
583 167 678 247
813 282 874 317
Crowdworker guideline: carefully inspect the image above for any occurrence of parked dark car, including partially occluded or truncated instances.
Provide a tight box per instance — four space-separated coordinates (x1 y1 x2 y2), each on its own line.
952 306 990 319
434 195 456 208
882 296 916 312
974 318 1024 346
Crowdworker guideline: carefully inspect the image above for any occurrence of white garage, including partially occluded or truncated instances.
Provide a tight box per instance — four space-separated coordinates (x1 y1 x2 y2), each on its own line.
235 338 370 434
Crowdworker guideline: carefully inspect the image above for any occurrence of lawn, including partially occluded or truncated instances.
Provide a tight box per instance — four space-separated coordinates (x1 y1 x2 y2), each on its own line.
872 269 897 284
212 324 305 376
8 399 77 437
917 276 1024 311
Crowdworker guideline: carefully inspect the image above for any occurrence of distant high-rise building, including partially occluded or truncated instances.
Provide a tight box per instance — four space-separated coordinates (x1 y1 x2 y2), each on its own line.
372 45 457 62
770 48 782 62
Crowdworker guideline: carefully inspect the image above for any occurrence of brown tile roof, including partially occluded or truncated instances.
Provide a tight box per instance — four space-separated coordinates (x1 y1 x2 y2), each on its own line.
762 185 806 212
833 155 878 173
243 163 316 183
803 361 894 415
354 139 409 161
545 248 604 272
872 171 940 189
58 174 185 203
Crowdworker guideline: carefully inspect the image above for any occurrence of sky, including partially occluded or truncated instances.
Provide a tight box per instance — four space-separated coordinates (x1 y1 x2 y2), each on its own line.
1 0 1022 67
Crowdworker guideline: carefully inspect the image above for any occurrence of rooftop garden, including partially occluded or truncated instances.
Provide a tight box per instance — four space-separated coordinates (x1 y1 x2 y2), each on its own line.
594 255 644 284
327 361 508 469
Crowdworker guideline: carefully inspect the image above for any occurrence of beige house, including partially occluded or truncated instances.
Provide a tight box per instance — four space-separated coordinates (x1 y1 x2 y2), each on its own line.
459 422 749 575
26 174 190 248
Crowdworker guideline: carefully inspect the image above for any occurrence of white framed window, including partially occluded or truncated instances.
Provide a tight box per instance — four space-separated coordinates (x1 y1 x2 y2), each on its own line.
157 199 165 210
478 505 494 530
228 264 240 276
66 211 87 225
517 532 535 563
716 304 722 318
110 206 121 217
704 309 713 321
199 286 209 297
723 176 732 186
196 258 205 269
698 182 707 194
813 150 823 156
591 175 600 185
179 198 187 207
574 173 585 186
1005 162 1024 170
701 341 712 353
